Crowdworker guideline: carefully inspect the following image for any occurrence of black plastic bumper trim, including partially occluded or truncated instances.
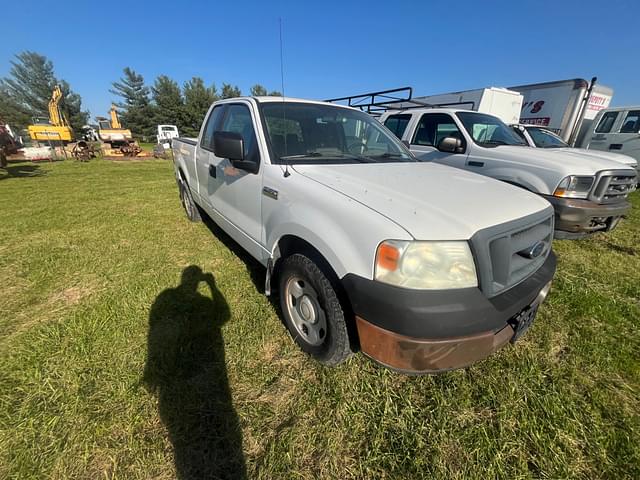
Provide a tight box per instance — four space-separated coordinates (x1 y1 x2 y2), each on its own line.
341 251 556 339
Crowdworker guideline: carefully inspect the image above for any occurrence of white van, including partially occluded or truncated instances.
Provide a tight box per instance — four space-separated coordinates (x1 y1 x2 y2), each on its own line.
581 106 640 163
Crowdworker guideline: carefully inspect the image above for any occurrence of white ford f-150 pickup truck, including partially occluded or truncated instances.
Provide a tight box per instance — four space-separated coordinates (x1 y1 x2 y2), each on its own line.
380 108 637 239
172 96 556 374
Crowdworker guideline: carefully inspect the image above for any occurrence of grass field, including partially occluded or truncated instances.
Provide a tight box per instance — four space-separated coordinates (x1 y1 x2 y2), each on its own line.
0 159 638 479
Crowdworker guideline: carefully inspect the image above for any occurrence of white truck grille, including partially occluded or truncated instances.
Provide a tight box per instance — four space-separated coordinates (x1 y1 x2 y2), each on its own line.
471 210 554 298
590 170 637 204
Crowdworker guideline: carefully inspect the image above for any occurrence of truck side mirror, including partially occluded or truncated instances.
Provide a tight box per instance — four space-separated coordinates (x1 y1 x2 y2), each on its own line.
437 136 464 154
213 131 259 174
214 131 244 160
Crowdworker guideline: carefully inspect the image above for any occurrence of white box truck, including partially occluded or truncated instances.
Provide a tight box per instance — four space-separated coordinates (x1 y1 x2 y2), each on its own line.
398 87 524 124
510 78 613 146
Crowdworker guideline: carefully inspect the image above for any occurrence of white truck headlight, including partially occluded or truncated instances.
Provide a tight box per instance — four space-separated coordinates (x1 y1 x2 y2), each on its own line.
553 175 594 199
375 240 477 289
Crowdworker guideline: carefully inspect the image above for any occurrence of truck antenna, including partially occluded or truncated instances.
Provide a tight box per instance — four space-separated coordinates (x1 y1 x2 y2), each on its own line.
279 17 290 178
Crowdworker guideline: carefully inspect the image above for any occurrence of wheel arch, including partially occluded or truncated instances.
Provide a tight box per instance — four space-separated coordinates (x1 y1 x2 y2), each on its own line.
270 234 360 350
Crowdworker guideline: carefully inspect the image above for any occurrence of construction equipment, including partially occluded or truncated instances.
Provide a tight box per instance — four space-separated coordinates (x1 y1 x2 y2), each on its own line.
96 105 143 157
1 119 21 167
71 141 97 161
27 85 73 144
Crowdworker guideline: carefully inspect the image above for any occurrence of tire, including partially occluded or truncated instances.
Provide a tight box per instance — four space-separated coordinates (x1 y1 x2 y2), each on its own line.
179 178 201 222
278 253 353 365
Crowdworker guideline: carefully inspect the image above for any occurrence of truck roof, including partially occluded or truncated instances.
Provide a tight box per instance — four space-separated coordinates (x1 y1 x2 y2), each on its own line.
592 105 640 112
382 107 479 116
222 96 357 111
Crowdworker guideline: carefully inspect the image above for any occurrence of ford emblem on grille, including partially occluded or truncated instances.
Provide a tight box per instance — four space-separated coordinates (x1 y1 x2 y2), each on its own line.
518 241 546 259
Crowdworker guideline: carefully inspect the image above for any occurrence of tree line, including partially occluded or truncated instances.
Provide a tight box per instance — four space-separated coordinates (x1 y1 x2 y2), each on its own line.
0 52 89 135
0 51 280 141
110 68 280 139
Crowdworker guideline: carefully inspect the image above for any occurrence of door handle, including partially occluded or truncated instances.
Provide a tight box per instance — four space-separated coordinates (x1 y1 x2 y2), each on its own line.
609 144 623 150
467 160 484 167
209 164 216 178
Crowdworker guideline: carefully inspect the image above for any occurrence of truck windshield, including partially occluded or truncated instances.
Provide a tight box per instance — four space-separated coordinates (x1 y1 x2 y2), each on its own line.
456 112 527 147
260 102 414 164
525 127 569 148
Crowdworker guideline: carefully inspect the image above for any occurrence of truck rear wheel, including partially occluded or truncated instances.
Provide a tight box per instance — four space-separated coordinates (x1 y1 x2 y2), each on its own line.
179 179 201 222
278 254 353 365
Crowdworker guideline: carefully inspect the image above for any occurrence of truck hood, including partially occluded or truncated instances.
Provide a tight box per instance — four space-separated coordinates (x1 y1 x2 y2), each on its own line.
555 147 637 168
292 162 551 240
492 146 636 175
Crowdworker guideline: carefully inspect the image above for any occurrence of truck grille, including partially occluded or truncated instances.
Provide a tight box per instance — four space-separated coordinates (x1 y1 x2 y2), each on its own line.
471 209 554 298
590 170 637 204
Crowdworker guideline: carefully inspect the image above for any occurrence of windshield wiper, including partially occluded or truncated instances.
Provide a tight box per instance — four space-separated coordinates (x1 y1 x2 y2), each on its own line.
479 140 508 146
279 152 325 160
279 152 372 163
372 152 405 158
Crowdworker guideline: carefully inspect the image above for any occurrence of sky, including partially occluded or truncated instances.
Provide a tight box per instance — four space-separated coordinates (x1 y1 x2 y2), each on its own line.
2 0 638 119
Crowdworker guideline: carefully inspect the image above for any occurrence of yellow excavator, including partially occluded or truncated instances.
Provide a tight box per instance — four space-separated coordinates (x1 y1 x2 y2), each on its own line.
96 105 142 157
27 85 73 144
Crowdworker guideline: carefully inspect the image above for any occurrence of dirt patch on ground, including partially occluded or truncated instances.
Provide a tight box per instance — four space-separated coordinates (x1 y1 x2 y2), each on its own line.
49 285 96 306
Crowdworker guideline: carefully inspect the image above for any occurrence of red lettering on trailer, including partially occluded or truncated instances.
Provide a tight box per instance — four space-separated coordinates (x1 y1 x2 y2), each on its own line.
521 117 551 126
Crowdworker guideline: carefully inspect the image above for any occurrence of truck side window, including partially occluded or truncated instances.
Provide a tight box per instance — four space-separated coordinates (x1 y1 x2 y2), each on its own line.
384 114 411 139
595 111 619 133
220 104 259 162
412 113 463 147
201 105 225 151
619 111 640 133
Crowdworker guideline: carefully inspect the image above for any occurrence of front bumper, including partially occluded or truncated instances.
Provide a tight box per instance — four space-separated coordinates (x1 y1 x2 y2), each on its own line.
342 252 556 374
543 195 631 238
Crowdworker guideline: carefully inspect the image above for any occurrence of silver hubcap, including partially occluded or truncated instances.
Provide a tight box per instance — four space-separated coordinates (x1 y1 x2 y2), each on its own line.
285 276 327 346
181 184 192 216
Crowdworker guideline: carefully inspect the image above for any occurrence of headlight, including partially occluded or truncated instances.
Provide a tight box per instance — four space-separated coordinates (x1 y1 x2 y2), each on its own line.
553 175 594 199
375 240 477 289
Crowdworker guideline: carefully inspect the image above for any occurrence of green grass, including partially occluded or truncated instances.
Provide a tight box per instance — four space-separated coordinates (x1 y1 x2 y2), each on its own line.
0 159 638 479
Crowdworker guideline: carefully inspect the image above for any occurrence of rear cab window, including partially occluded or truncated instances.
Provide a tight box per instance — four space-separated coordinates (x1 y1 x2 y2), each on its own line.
595 111 619 133
619 111 640 133
383 114 412 139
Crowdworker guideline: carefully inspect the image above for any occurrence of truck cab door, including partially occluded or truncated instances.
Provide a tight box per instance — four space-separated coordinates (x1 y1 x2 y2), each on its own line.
203 102 264 259
195 104 226 205
609 110 640 160
409 112 469 170
587 110 621 154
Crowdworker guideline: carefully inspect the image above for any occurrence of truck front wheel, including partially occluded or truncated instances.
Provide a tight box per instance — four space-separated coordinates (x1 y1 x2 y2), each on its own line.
279 254 353 366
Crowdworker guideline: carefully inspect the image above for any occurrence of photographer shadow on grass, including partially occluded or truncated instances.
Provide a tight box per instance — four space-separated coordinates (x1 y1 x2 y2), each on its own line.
143 266 246 480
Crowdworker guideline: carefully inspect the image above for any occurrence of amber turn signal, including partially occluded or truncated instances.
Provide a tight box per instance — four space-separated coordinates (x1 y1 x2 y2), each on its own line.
376 242 400 271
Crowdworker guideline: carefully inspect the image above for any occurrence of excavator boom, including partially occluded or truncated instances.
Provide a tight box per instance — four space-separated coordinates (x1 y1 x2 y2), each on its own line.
29 84 73 143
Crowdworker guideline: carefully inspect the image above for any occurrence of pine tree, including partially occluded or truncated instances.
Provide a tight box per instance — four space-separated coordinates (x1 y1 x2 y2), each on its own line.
250 84 281 97
110 67 154 139
152 75 185 133
183 77 218 137
250 84 268 96
221 83 242 99
0 51 88 134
